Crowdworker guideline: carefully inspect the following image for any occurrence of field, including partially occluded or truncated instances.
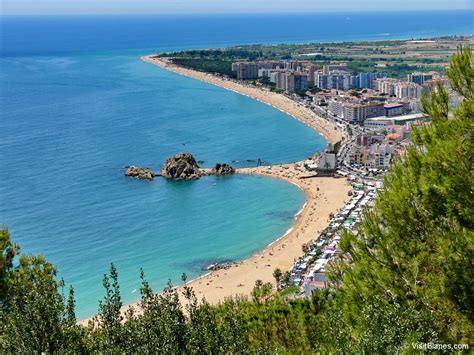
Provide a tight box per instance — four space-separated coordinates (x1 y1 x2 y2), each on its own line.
158 35 473 78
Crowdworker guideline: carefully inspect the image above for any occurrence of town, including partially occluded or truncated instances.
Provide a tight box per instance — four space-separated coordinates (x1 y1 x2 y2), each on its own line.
230 58 462 178
154 37 468 298
229 57 458 296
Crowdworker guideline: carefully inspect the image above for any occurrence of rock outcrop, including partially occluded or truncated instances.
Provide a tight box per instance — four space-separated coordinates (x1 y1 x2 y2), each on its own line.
210 163 235 176
125 166 155 181
161 152 201 180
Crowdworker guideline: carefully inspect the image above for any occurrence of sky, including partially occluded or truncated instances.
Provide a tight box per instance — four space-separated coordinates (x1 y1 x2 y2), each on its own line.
1 0 472 15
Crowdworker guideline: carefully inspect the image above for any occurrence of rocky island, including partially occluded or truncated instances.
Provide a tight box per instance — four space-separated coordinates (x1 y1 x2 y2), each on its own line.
125 152 235 181
208 163 235 176
124 166 156 181
161 152 202 180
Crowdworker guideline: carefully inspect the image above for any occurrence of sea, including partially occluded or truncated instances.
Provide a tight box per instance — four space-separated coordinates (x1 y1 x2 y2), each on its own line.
0 11 472 318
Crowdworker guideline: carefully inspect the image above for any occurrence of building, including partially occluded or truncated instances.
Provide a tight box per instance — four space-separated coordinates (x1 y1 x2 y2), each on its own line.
353 72 388 89
400 98 422 113
260 69 286 82
328 99 344 118
373 78 422 99
275 72 308 93
394 82 422 99
422 77 449 92
408 72 434 85
293 73 308 91
384 103 405 117
316 73 329 89
231 62 259 80
315 70 351 90
349 141 394 169
316 151 336 172
343 102 385 123
364 113 428 129
373 78 398 95
363 118 393 130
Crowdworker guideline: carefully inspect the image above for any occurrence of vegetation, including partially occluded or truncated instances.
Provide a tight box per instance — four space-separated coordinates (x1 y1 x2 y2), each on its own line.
159 36 470 78
170 58 236 77
1 48 473 353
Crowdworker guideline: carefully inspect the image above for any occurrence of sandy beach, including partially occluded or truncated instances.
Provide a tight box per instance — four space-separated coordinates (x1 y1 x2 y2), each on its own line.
142 56 342 145
178 163 350 305
81 56 350 323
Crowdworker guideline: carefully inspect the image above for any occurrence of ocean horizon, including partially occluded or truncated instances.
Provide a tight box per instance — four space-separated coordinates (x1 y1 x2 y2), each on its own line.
0 11 472 318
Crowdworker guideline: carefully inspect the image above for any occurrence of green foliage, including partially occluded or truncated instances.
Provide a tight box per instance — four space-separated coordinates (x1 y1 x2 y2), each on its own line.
0 47 472 353
273 268 282 284
0 227 85 352
0 227 17 303
171 58 236 77
331 46 474 349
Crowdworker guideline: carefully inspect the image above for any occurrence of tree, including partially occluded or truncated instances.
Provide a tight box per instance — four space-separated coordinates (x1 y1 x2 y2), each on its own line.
0 228 84 353
0 227 17 304
90 263 124 351
329 46 473 351
273 268 282 285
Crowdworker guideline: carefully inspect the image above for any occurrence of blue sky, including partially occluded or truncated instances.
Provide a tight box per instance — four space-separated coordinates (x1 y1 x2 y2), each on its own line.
1 0 472 15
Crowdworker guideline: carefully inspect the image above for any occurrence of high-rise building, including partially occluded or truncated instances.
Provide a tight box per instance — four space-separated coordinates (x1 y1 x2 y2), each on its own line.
355 72 388 89
394 82 422 99
408 72 434 85
315 70 351 90
303 64 318 84
231 62 259 80
276 72 308 93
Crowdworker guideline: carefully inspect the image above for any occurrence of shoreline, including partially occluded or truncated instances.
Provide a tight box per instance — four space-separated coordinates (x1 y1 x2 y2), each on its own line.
79 56 349 323
141 55 342 145
80 165 349 323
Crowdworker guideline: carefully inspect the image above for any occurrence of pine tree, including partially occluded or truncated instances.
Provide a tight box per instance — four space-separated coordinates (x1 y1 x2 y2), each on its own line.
329 46 473 351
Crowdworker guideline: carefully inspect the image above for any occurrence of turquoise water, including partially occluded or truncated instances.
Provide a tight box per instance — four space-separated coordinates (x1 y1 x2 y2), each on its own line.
1 12 471 318
0 53 318 318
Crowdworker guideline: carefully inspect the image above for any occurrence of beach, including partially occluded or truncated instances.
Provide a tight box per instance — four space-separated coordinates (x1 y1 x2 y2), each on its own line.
178 163 350 305
98 56 350 314
79 55 350 324
142 56 342 145
80 163 350 324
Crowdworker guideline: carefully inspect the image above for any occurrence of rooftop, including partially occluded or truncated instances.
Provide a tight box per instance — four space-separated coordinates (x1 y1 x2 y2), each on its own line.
384 103 404 108
366 113 427 122
386 133 402 140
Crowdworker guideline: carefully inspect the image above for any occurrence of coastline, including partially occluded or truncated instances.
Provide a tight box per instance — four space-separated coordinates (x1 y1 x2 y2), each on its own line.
81 164 349 323
141 55 342 145
81 56 349 323
178 163 350 305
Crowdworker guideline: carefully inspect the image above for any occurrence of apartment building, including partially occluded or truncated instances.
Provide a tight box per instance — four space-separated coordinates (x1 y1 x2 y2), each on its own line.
352 72 388 89
394 82 422 99
316 70 351 90
408 72 434 85
275 72 308 93
231 62 259 80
